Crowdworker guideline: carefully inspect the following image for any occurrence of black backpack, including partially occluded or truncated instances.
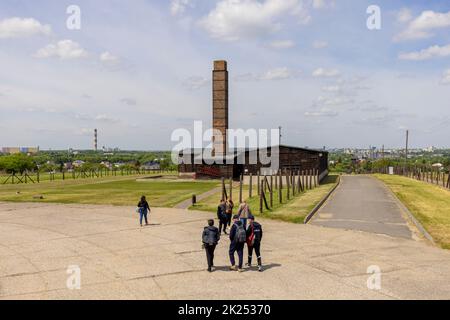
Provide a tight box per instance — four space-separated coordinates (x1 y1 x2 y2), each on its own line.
235 224 247 243
203 227 217 245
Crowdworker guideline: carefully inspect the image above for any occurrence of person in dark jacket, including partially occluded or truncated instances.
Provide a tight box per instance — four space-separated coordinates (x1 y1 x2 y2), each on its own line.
246 217 263 271
217 200 228 234
137 195 151 227
202 219 220 272
229 215 246 272
225 199 234 227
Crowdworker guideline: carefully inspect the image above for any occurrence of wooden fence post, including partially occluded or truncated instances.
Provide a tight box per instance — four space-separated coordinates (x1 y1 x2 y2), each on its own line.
259 180 263 213
270 175 273 208
257 170 260 196
221 177 225 201
275 170 278 189
239 174 243 203
279 170 282 204
249 173 253 198
286 170 290 200
229 178 233 201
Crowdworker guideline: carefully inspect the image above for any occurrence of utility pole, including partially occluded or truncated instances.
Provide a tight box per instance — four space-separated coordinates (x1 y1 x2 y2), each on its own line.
405 130 409 166
278 126 282 146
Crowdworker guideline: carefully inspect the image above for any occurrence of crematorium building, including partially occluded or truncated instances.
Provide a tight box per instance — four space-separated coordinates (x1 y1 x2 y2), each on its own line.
178 60 328 180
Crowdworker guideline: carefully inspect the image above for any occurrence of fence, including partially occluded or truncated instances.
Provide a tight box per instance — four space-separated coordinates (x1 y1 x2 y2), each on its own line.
373 166 450 190
1 168 178 185
220 168 321 213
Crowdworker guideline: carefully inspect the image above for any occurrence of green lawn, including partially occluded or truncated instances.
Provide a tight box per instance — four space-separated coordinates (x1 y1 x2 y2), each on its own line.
374 174 450 249
0 175 219 207
190 174 339 223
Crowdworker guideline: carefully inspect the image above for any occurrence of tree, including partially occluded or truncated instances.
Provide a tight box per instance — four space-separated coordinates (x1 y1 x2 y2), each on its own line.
0 154 37 174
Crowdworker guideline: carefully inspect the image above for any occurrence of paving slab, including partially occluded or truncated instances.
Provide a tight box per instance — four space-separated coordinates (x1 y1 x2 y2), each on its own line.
0 202 450 299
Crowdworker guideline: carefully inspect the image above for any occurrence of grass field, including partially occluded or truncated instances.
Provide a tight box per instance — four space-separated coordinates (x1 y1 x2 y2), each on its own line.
374 174 450 249
0 175 219 207
190 174 339 223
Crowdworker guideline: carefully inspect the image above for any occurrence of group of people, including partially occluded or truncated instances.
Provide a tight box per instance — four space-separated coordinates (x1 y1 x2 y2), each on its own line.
136 195 263 273
202 200 263 273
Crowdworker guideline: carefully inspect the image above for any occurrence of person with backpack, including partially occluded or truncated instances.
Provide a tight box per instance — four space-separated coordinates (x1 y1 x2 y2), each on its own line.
202 219 220 272
225 199 234 227
229 215 246 272
246 217 263 272
137 195 151 227
217 199 228 234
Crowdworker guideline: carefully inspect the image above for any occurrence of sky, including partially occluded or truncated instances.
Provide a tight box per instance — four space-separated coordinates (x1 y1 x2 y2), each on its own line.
0 0 450 150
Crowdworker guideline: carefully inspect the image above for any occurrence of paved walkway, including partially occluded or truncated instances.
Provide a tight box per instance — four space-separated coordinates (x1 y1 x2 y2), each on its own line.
1 202 450 299
174 187 222 209
311 175 413 239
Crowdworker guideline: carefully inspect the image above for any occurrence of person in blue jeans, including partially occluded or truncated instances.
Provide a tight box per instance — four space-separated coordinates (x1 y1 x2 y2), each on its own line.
137 195 151 227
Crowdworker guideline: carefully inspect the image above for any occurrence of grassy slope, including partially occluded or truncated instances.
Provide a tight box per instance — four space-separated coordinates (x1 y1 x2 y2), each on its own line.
374 174 450 249
0 175 219 207
190 175 339 223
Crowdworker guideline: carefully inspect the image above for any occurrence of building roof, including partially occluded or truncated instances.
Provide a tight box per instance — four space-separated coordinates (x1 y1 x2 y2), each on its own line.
179 144 328 155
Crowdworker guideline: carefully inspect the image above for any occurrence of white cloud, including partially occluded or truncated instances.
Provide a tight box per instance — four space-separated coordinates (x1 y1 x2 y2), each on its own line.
397 8 412 23
0 17 51 39
269 40 295 49
312 0 335 9
198 0 310 41
235 67 300 81
312 40 328 49
394 10 450 41
315 96 354 106
259 67 295 80
35 40 88 60
398 44 450 61
120 98 137 106
170 0 193 16
441 69 450 85
95 114 119 123
305 107 338 117
321 85 340 92
183 76 209 90
100 51 120 64
312 67 340 77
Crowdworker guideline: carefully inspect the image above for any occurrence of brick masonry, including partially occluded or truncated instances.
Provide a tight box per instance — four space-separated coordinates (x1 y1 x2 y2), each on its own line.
212 60 228 156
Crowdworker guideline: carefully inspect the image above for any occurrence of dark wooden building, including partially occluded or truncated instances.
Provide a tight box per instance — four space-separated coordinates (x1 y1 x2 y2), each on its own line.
179 145 328 181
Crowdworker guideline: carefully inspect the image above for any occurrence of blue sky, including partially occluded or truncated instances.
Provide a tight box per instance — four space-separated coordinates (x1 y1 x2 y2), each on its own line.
1 0 450 150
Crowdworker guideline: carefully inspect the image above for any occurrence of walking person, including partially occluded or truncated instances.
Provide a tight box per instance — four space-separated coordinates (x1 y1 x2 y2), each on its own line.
246 217 263 272
137 195 151 227
229 215 247 272
217 199 228 234
237 201 252 229
225 199 234 227
202 219 220 272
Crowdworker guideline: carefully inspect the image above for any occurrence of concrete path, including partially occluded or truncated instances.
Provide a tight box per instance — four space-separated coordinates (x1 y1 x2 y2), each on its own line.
1 202 450 299
174 186 222 209
312 175 413 239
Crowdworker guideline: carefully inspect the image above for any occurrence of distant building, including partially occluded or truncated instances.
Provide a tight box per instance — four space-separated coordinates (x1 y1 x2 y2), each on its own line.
1 147 39 155
72 160 85 168
141 162 161 170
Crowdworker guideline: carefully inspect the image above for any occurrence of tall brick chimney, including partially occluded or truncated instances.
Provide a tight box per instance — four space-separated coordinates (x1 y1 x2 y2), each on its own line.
212 60 228 157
